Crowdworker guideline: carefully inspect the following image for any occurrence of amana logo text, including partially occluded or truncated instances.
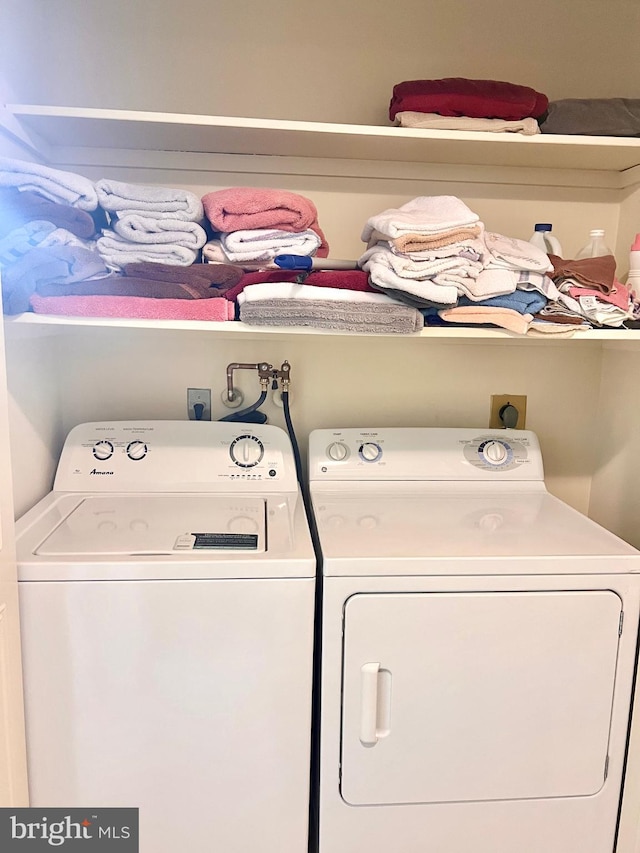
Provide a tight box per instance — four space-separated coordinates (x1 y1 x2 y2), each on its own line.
89 469 114 475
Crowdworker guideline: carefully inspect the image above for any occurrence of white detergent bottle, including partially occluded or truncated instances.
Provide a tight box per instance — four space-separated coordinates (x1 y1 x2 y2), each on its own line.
576 228 613 259
627 233 640 298
529 223 563 256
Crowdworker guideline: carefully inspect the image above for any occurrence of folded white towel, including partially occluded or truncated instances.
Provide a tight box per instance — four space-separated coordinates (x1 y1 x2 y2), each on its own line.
238 282 399 305
457 268 520 301
395 112 540 136
112 215 207 249
360 244 483 281
0 156 98 210
362 196 480 243
96 179 204 221
221 228 321 263
483 232 552 273
96 232 198 270
39 228 96 252
359 252 459 306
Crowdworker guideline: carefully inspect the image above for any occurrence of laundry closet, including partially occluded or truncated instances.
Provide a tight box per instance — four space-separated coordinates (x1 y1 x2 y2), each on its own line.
1 0 640 850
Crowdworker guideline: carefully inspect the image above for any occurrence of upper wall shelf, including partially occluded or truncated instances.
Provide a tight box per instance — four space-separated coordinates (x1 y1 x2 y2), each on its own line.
4 104 640 188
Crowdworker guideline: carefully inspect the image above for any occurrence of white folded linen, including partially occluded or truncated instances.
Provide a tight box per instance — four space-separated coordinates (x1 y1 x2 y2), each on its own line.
360 244 483 281
483 232 552 273
221 228 320 263
96 178 203 221
112 215 207 249
96 232 198 270
0 156 98 210
238 282 400 305
361 196 480 243
395 111 540 136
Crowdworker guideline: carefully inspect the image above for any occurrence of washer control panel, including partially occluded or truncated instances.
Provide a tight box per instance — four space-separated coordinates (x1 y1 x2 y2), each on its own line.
54 421 298 493
309 428 544 482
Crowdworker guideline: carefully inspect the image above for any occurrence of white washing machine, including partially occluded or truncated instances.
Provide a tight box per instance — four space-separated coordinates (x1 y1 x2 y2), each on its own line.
16 420 315 853
308 427 640 853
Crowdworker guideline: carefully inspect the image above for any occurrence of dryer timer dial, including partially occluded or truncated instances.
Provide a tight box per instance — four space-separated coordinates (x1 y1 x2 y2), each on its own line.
230 435 265 468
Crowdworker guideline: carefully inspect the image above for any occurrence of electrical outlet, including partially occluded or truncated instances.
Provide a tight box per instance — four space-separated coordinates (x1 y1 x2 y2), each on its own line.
489 394 527 430
187 388 211 421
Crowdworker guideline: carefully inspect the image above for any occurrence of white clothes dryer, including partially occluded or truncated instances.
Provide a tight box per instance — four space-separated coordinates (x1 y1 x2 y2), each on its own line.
16 420 315 853
308 427 640 853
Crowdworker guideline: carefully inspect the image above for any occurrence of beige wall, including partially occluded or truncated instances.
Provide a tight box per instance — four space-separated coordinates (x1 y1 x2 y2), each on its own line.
2 0 640 123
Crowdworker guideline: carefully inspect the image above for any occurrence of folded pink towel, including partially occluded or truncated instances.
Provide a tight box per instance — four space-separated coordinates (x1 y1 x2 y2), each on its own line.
438 305 532 335
201 187 329 256
29 294 235 321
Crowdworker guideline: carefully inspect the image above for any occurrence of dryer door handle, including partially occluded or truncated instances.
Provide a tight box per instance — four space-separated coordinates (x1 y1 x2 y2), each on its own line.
359 661 392 749
359 662 380 746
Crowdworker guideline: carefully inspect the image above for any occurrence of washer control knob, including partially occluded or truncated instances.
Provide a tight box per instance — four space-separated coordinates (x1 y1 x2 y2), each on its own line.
359 442 382 463
327 441 349 461
483 440 508 465
92 440 114 461
126 440 148 461
230 435 264 468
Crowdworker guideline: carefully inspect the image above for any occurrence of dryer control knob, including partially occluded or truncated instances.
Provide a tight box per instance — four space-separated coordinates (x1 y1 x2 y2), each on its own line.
359 442 382 463
327 441 349 461
126 440 148 461
92 440 114 461
483 440 508 465
230 435 264 468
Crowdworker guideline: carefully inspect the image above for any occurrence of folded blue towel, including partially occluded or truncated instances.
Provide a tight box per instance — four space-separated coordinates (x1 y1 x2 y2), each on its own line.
0 221 56 266
458 289 547 314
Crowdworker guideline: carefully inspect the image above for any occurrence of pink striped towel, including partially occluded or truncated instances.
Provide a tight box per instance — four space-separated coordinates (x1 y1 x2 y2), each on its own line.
30 294 235 321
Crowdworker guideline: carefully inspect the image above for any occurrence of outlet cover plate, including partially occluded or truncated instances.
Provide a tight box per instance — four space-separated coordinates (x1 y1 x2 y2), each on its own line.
187 387 212 421
489 394 527 430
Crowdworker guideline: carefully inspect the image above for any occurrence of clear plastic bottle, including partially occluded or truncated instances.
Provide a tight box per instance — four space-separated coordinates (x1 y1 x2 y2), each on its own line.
529 223 563 256
576 229 613 259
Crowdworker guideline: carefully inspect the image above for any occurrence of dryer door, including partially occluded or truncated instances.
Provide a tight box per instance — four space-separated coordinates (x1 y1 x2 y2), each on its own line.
340 590 621 806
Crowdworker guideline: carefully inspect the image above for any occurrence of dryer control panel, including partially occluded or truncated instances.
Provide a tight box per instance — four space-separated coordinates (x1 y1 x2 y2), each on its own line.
54 421 298 493
309 428 544 481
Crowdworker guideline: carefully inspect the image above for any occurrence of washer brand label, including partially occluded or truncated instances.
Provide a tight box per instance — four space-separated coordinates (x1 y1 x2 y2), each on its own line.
0 809 138 850
89 469 114 475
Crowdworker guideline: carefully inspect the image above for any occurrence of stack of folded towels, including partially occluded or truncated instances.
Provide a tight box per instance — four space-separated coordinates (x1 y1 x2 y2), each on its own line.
359 195 579 336
96 178 207 269
0 156 112 314
223 269 424 334
201 186 329 267
0 157 240 320
389 77 549 136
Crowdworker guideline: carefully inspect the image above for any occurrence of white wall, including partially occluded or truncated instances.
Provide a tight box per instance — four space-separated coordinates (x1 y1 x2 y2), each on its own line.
2 0 639 123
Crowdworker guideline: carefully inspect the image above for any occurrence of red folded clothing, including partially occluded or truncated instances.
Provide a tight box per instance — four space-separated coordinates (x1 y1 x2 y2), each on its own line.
223 269 376 302
389 78 549 121
201 187 329 256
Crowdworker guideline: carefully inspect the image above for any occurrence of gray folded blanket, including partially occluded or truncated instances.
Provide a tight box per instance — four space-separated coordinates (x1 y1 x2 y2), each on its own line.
0 156 98 210
112 214 207 248
96 178 204 221
239 299 424 334
540 99 640 137
96 232 199 270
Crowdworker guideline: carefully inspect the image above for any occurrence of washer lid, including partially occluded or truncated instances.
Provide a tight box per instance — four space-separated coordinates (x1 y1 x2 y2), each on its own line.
35 495 266 556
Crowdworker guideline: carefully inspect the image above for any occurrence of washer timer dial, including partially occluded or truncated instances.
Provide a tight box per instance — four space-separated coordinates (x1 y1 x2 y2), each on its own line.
230 435 265 468
359 442 383 463
482 440 509 465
